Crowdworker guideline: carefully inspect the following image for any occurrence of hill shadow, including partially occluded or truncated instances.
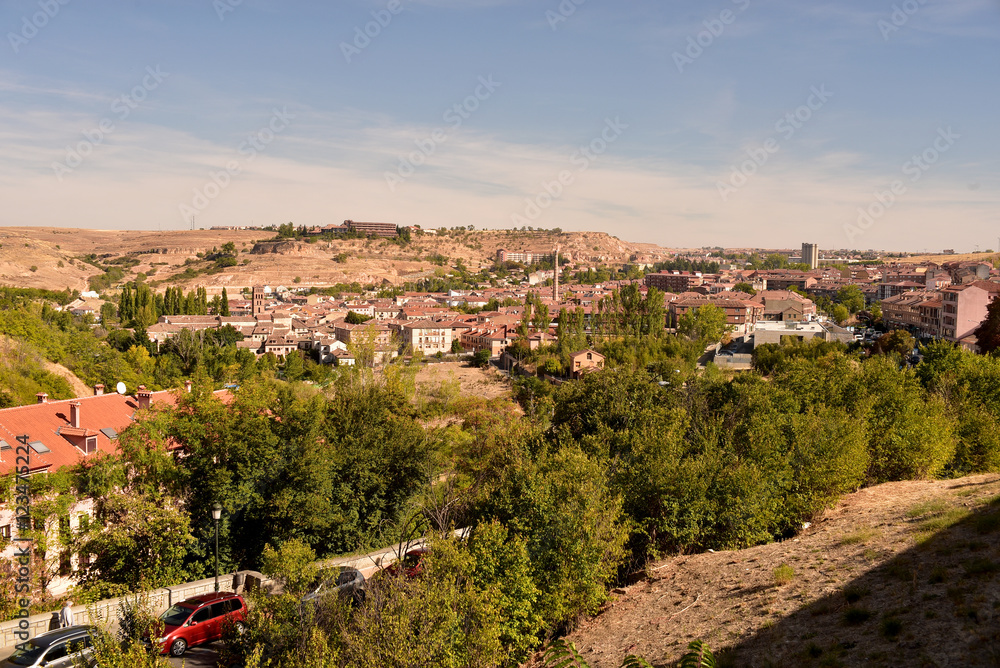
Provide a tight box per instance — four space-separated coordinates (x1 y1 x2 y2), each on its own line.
714 493 1000 667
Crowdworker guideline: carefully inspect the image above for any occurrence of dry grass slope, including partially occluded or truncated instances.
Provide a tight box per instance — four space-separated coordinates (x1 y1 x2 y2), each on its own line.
528 474 1000 668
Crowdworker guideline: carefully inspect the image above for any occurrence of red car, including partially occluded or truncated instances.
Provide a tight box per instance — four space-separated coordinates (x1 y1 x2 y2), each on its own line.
384 547 430 579
154 592 247 657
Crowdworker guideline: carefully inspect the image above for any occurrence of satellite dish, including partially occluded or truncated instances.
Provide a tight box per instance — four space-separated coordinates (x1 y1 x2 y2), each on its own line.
116 382 127 395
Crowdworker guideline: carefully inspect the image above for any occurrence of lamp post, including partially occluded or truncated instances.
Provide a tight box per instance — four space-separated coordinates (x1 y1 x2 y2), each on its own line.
211 503 222 592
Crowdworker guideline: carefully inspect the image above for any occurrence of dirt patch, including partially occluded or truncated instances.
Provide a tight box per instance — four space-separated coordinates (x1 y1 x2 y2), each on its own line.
526 474 1000 667
414 362 511 403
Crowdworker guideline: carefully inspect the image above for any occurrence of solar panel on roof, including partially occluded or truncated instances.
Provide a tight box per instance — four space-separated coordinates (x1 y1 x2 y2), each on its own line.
100 428 118 440
0 440 9 450
28 441 50 454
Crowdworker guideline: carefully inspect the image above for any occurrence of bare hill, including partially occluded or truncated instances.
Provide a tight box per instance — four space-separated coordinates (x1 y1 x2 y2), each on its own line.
527 474 1000 668
0 227 673 293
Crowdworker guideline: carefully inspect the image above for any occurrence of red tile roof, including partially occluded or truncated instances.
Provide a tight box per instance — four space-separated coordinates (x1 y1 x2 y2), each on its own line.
0 389 227 475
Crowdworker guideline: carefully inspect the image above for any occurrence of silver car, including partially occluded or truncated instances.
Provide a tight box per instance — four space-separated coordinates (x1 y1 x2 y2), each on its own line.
0 626 96 668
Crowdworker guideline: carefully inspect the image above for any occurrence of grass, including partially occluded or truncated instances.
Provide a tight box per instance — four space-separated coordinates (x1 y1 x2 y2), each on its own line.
880 617 903 639
906 499 950 518
844 585 868 604
842 608 873 626
839 528 881 546
962 557 999 577
773 564 795 586
916 507 971 533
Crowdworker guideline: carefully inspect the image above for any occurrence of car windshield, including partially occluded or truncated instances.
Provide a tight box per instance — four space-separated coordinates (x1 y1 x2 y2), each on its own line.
6 641 45 665
159 604 195 627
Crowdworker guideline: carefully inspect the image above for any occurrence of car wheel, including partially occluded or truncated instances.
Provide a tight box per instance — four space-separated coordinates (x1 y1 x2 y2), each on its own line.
170 638 188 657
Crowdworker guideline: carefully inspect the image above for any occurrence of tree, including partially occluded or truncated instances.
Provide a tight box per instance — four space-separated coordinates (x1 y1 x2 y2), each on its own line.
873 330 915 357
973 295 1000 355
677 304 729 343
732 282 756 296
345 311 372 325
74 494 195 598
836 285 865 314
831 304 850 324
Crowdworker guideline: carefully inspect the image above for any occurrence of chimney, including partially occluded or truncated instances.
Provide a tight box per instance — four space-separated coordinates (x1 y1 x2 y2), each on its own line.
93 384 104 396
36 392 48 404
184 380 192 393
70 402 81 429
136 386 152 410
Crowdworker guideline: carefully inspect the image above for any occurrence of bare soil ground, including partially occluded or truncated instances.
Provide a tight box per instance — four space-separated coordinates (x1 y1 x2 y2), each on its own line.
0 227 673 293
413 362 511 403
527 474 1000 668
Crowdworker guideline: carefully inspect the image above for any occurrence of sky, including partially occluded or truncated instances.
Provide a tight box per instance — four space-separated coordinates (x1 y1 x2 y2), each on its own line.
1 0 998 251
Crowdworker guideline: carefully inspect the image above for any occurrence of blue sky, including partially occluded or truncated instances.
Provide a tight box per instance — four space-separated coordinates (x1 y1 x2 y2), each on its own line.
1 0 997 251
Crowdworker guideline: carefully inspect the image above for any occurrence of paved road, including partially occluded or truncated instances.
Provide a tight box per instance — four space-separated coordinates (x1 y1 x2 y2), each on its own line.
167 641 221 667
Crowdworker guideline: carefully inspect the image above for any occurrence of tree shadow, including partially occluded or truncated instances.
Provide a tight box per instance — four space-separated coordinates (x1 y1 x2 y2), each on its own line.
717 496 1000 667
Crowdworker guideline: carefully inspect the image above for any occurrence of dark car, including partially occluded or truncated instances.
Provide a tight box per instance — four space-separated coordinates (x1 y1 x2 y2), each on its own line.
0 625 96 668
383 547 430 579
153 592 247 657
301 566 367 606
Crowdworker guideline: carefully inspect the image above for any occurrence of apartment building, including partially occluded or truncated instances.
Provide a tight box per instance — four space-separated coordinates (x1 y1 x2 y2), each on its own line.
398 321 453 354
644 271 705 293
668 296 764 336
940 281 1000 344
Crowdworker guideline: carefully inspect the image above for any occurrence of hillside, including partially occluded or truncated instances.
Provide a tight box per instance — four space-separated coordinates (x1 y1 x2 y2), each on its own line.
0 227 674 294
529 474 1000 668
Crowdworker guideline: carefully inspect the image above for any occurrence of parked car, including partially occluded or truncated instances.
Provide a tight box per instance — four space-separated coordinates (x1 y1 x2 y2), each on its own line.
153 592 247 657
0 625 96 668
301 566 366 606
383 547 430 579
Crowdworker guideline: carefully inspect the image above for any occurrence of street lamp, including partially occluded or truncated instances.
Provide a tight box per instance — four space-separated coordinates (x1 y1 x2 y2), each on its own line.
211 503 222 592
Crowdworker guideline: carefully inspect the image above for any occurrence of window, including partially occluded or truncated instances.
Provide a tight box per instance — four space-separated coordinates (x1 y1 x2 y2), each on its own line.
0 525 9 540
209 602 231 619
191 607 212 624
45 643 69 661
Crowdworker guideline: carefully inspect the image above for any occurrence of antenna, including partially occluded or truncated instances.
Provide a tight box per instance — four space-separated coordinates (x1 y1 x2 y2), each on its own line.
190 216 195 231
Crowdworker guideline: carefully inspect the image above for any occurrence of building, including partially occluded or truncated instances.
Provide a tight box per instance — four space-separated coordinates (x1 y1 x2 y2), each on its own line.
644 271 705 293
801 243 819 270
398 321 453 355
0 385 224 595
344 220 399 238
939 281 1000 344
668 296 764 336
496 249 555 265
569 350 605 378
752 320 855 348
252 285 267 316
750 290 817 322
881 290 939 335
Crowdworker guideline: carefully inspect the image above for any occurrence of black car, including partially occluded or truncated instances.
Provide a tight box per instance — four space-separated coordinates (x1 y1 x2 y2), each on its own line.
301 566 366 606
0 626 96 668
